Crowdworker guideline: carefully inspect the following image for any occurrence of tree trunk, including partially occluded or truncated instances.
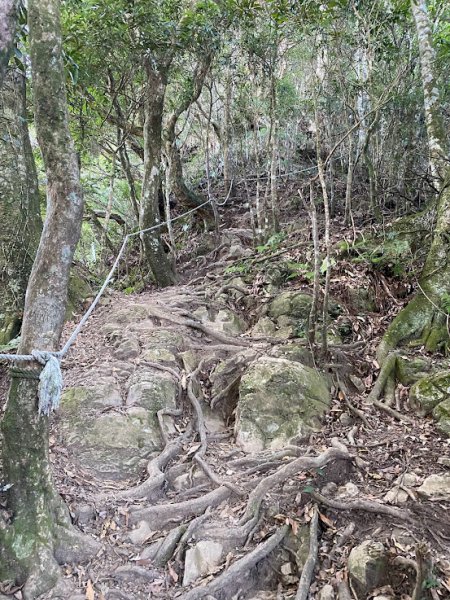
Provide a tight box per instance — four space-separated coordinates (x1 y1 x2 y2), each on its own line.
0 69 42 345
0 0 17 86
140 58 177 287
0 1 98 596
378 0 450 361
164 53 213 221
223 68 234 194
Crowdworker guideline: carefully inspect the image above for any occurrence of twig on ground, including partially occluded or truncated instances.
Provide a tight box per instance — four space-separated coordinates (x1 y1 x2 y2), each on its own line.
295 506 319 600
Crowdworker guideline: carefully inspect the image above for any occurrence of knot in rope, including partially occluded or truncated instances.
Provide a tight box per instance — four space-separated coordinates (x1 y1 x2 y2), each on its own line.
31 351 63 416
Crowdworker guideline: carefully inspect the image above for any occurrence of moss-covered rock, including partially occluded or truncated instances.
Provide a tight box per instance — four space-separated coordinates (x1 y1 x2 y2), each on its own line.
59 372 176 480
396 356 431 386
235 357 330 452
66 274 93 319
433 399 450 437
410 371 450 415
348 540 388 597
268 291 312 320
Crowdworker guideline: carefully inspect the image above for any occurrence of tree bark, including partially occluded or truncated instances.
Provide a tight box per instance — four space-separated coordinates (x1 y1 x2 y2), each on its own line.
378 0 450 360
0 0 17 86
0 69 42 345
140 57 177 287
1 1 98 596
164 53 213 220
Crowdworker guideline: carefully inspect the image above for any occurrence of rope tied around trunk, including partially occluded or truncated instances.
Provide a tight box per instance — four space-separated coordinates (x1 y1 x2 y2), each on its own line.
0 351 63 415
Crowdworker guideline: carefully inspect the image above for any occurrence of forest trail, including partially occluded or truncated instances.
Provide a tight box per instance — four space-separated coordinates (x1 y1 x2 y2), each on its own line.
27 230 450 600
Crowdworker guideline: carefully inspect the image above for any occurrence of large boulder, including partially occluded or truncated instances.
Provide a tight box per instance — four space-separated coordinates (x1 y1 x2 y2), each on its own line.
59 371 177 480
235 357 330 452
348 540 388 597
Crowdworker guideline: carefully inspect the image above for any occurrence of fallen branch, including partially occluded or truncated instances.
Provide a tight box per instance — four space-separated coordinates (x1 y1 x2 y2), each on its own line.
295 507 319 600
180 525 290 600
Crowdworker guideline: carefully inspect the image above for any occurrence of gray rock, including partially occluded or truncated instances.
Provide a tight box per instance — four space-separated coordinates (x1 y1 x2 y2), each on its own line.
319 584 335 600
140 328 184 355
236 357 330 452
192 306 246 335
417 473 450 500
128 521 155 545
59 387 167 480
348 540 388 597
183 541 224 586
126 369 177 412
113 337 140 360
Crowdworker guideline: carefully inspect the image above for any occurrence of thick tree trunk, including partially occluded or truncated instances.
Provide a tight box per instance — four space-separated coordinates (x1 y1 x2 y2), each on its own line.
0 1 98 596
140 58 177 287
378 0 450 361
0 69 42 345
0 0 17 86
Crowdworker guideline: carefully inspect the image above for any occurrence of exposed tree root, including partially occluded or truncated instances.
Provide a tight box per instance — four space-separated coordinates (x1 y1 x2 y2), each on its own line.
239 443 351 524
129 485 232 527
114 426 192 502
366 352 414 423
295 506 319 600
180 524 290 600
367 352 398 403
337 580 353 600
310 491 414 523
412 541 433 600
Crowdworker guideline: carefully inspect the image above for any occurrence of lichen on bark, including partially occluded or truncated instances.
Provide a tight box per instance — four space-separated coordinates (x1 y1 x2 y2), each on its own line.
0 69 42 345
0 0 99 595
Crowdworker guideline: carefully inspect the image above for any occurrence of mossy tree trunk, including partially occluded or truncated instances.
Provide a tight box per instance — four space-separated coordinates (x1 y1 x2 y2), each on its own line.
378 0 450 361
0 0 17 86
164 52 213 219
140 56 177 287
0 69 42 345
0 1 98 597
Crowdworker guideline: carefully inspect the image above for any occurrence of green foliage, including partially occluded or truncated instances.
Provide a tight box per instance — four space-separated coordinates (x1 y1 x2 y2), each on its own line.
341 232 414 277
224 263 249 275
255 232 286 253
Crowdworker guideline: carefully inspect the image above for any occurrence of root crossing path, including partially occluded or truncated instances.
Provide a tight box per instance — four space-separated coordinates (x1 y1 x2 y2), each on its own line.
14 265 450 600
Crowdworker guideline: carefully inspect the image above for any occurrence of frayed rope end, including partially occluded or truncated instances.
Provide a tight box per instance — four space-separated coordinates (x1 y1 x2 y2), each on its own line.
32 351 63 416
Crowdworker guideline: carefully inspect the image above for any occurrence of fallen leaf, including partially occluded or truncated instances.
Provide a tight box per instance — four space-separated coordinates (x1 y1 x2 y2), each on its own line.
85 579 95 600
